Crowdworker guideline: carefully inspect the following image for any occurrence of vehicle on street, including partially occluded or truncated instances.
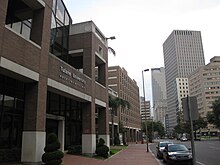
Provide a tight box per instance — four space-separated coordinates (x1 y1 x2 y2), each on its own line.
180 133 188 141
163 143 192 165
180 136 188 141
156 141 173 159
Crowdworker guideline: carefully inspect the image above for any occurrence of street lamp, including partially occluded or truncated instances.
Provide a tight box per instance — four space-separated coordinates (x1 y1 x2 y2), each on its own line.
106 36 116 40
142 69 149 152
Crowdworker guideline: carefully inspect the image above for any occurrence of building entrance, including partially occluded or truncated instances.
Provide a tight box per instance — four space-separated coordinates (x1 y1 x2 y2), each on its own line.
46 119 58 137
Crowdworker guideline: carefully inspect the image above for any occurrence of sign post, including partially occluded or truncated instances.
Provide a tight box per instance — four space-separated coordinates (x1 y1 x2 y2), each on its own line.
182 96 198 165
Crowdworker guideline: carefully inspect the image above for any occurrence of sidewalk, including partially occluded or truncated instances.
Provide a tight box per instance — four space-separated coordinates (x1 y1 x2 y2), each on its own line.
63 143 159 165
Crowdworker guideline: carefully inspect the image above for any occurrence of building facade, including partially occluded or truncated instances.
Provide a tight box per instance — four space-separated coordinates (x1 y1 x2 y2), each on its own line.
151 67 167 126
140 97 151 122
176 78 189 121
0 0 109 163
188 56 220 120
163 30 205 133
108 66 141 142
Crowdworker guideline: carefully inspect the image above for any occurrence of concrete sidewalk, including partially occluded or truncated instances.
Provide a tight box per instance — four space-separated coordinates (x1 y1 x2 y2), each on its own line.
63 143 159 165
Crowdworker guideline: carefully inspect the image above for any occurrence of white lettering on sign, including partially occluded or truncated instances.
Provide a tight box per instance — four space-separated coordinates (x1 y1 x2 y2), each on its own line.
59 66 86 89
60 66 72 77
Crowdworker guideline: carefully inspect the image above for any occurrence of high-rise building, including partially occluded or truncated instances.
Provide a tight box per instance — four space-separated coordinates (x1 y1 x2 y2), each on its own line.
163 30 205 133
108 66 141 142
140 97 151 122
188 56 220 120
151 68 167 126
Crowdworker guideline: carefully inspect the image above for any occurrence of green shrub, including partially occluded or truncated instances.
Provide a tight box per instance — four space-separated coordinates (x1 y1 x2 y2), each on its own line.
67 145 82 155
97 138 105 147
114 135 120 146
95 138 109 158
95 145 109 158
0 148 21 162
42 133 64 165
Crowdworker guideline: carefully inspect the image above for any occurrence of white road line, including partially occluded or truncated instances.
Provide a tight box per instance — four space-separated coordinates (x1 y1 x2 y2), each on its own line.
209 146 220 150
196 161 206 165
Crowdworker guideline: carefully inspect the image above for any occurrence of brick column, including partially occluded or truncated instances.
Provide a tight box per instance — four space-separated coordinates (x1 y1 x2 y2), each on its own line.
0 0 8 56
21 0 52 163
82 102 96 156
98 107 110 148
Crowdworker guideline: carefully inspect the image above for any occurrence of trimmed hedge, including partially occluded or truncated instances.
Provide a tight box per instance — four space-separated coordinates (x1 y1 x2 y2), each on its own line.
95 138 109 158
42 133 64 165
67 145 82 155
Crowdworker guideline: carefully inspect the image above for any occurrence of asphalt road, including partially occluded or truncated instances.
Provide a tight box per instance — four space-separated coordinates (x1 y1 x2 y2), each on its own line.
149 139 220 165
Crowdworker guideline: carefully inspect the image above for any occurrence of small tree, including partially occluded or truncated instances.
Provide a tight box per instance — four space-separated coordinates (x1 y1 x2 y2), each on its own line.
209 97 220 128
109 95 130 145
42 133 64 165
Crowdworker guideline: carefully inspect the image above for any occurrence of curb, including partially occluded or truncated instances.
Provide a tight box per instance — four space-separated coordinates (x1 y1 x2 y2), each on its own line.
149 144 163 165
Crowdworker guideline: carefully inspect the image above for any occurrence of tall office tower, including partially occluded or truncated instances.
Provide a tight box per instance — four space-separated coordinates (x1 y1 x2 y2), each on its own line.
108 66 141 142
151 68 167 126
163 30 205 133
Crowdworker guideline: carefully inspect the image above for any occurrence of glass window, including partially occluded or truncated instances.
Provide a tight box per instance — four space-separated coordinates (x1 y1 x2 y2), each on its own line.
0 75 24 162
21 23 31 40
5 0 33 41
64 11 70 26
12 22 22 34
56 0 65 23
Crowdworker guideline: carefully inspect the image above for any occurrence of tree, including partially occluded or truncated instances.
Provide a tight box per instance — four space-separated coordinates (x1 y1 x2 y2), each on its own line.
174 116 207 137
142 120 165 142
109 95 130 145
108 47 116 56
193 116 207 131
206 97 220 128
207 111 215 124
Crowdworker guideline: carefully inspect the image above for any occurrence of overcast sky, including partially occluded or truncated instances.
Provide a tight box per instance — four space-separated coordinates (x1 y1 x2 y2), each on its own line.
63 0 220 104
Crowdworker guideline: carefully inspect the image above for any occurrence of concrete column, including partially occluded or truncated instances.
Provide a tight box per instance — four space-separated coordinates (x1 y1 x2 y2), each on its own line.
82 134 96 156
21 131 45 163
58 120 65 152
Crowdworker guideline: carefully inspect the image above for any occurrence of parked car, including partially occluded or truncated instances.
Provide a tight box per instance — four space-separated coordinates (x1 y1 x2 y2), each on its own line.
180 136 188 141
156 141 173 159
163 144 192 165
180 133 188 141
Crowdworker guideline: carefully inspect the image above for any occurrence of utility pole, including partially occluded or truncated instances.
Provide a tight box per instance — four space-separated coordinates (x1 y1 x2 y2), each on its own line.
142 69 149 152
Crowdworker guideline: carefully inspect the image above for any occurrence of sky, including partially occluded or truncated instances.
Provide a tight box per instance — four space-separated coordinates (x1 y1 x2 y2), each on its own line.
63 0 220 105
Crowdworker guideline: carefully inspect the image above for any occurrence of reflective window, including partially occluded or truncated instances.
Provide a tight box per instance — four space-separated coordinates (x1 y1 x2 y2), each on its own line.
56 0 65 23
47 92 82 149
50 0 72 64
0 75 25 162
5 0 33 40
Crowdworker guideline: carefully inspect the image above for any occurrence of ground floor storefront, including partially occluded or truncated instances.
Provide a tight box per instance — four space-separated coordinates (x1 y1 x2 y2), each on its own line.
0 74 109 163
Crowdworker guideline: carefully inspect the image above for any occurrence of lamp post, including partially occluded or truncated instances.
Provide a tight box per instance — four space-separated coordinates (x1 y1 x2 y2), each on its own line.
151 116 154 142
106 36 116 40
142 69 149 152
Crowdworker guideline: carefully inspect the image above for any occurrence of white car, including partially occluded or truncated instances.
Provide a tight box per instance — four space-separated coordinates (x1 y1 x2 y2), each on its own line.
180 137 188 141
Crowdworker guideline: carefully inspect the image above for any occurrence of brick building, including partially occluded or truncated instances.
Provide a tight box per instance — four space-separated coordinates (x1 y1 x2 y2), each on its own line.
0 0 109 163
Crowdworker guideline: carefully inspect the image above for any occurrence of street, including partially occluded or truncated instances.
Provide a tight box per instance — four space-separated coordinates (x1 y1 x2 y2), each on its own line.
149 139 220 165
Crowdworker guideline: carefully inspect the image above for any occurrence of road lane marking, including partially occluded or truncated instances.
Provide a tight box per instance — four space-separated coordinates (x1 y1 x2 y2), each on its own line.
209 146 220 150
196 161 206 165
